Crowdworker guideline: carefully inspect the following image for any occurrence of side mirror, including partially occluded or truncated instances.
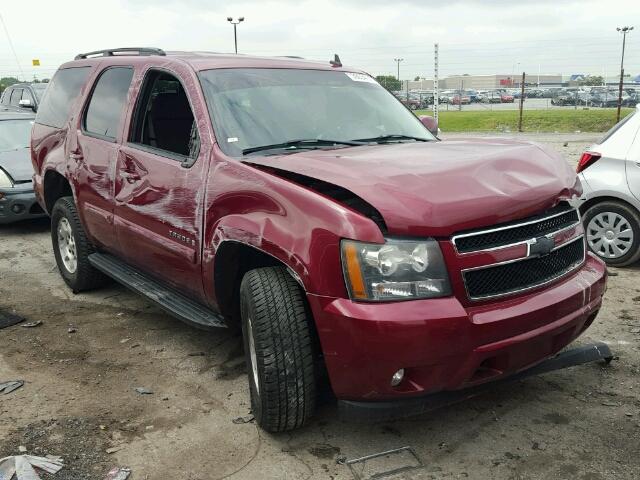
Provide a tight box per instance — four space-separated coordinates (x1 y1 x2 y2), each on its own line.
18 98 33 110
419 115 439 136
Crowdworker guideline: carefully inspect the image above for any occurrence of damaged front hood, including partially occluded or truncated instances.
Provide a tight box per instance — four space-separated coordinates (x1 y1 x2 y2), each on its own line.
245 138 579 237
0 148 33 183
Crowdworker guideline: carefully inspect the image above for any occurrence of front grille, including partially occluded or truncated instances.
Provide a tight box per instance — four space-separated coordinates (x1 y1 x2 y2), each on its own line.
454 204 579 253
463 238 585 300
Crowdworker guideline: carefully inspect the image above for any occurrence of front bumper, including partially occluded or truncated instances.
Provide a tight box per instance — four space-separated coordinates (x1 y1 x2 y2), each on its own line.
308 254 607 401
0 186 47 224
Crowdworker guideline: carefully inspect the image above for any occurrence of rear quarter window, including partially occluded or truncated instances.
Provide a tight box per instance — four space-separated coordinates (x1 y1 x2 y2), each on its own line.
36 67 91 128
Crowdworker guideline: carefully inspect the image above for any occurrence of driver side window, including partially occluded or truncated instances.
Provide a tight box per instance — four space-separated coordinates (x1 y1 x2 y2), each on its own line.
129 70 199 160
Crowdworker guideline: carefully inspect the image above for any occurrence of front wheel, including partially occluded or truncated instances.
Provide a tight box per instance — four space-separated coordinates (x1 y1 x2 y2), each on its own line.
583 201 640 267
240 267 317 432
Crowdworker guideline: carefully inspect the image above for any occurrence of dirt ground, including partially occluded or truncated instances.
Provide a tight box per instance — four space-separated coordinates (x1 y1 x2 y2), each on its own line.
1 133 639 480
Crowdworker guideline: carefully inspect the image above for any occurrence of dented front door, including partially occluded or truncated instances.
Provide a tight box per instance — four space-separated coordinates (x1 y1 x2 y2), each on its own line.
113 144 209 301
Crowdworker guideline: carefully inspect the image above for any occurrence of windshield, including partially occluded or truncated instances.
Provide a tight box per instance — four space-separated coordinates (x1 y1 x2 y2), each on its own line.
0 119 33 151
31 84 47 101
199 68 435 157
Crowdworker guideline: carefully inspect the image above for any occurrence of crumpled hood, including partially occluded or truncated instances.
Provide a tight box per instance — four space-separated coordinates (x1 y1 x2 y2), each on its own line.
0 148 33 183
245 138 580 237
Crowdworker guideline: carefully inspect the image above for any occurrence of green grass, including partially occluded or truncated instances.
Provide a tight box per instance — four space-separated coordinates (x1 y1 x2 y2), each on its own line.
415 108 635 133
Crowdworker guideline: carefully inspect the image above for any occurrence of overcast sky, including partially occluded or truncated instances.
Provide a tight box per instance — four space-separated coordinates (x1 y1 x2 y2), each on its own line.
1 0 639 81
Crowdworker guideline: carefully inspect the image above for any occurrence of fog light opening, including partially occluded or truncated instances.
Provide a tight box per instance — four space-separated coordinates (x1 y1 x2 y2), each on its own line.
11 203 25 214
390 368 405 387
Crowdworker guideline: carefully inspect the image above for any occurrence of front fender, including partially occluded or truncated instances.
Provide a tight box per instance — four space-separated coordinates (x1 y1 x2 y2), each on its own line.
202 155 384 305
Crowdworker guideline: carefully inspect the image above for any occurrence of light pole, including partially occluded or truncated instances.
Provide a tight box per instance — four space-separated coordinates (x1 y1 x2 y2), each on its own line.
616 26 633 122
227 16 245 54
394 58 403 82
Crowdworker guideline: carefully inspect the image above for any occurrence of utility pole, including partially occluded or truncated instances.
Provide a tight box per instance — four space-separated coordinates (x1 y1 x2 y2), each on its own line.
394 58 403 83
433 43 439 122
227 17 245 54
616 26 633 122
518 72 526 132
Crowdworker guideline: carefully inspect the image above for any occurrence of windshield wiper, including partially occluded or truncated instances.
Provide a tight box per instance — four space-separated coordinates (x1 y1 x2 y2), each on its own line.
242 139 365 155
353 134 430 144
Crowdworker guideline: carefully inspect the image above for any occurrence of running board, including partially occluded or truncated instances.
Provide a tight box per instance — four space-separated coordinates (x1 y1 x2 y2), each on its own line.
88 253 227 329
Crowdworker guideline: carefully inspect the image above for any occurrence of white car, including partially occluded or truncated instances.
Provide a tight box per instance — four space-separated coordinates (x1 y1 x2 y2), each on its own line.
573 105 640 266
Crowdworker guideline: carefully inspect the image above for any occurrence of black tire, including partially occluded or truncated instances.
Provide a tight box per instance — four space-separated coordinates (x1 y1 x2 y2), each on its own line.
51 196 107 292
240 267 317 432
583 201 640 267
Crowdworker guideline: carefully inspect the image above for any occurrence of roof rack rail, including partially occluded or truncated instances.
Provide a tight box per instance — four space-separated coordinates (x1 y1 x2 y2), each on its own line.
75 47 166 60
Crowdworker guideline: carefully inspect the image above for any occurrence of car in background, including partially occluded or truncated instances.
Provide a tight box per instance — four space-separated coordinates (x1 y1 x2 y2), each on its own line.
0 111 47 223
500 92 514 103
464 89 479 102
573 105 640 266
551 89 577 106
480 91 502 103
450 92 471 105
0 83 48 113
590 90 619 108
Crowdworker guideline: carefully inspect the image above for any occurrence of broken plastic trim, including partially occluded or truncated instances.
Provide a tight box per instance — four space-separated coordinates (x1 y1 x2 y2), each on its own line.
245 163 388 233
338 342 613 422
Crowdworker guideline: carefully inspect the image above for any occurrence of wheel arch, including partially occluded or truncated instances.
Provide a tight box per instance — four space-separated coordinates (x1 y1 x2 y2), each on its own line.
213 240 306 326
579 194 640 217
43 169 73 214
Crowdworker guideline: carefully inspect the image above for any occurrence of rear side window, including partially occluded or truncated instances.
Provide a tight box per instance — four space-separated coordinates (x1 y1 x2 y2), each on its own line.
598 111 635 144
83 67 134 140
36 67 91 128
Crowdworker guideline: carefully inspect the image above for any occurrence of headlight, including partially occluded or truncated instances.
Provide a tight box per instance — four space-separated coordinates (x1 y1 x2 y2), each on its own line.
0 169 14 188
341 238 451 301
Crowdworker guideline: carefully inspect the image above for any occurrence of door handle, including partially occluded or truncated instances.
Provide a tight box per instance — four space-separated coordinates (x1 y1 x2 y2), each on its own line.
120 171 141 183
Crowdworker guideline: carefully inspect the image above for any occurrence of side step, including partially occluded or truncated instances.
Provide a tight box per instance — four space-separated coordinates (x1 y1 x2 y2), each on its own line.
88 253 227 329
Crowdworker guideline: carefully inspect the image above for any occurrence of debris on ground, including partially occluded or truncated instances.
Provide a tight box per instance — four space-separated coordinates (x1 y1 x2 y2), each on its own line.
18 446 27 453
20 321 43 328
339 446 423 479
232 414 255 424
0 380 24 395
0 455 64 479
105 446 124 454
134 387 153 395
67 326 77 333
0 309 24 329
104 466 131 480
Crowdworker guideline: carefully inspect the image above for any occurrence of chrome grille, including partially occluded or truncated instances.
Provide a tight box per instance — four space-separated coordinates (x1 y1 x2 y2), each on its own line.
453 204 579 253
453 204 585 301
463 237 585 300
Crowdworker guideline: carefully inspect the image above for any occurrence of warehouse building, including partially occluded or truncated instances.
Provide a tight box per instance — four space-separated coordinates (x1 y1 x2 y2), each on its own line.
406 73 563 90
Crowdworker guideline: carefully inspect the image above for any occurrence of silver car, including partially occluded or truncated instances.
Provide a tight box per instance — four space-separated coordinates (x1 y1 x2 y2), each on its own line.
574 105 640 266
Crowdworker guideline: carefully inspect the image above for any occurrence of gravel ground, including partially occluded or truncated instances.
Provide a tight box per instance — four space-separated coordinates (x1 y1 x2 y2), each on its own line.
1 132 639 480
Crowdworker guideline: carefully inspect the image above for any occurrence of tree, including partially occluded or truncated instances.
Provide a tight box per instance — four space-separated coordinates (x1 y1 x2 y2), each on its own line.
578 75 604 86
0 76 21 95
414 76 421 81
375 75 401 91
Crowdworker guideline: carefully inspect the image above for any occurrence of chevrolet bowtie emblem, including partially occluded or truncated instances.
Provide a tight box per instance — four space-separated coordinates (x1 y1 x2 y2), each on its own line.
528 236 555 257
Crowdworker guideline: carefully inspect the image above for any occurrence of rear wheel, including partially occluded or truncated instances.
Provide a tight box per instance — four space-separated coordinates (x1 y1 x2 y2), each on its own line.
240 267 317 432
583 201 640 267
51 196 107 292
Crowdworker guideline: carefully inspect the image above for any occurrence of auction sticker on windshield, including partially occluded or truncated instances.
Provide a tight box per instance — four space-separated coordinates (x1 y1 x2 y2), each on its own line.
344 72 377 84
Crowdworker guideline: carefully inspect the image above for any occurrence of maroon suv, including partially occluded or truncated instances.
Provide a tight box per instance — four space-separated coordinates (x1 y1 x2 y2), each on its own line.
31 48 607 432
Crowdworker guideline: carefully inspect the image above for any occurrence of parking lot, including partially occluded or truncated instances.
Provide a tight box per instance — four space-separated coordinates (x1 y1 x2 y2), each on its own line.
0 132 637 480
